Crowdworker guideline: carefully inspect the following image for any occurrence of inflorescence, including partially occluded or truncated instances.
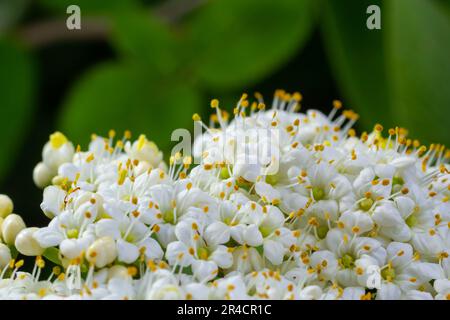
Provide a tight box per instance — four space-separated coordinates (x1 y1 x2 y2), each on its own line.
0 91 449 300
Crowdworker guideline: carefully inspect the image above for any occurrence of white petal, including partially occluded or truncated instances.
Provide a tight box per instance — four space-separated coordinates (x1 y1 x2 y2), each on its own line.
404 290 433 300
192 260 218 282
210 246 233 269
33 228 64 248
139 238 164 260
377 283 401 300
117 239 139 264
205 222 230 246
299 286 322 300
387 242 413 268
410 262 444 281
95 219 120 239
166 241 192 267
263 240 285 265
244 225 263 247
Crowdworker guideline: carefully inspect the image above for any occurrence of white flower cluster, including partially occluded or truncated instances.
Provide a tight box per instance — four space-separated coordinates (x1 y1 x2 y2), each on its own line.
0 91 448 300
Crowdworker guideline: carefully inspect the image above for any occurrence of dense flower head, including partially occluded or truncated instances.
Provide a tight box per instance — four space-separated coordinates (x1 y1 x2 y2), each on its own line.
0 91 449 300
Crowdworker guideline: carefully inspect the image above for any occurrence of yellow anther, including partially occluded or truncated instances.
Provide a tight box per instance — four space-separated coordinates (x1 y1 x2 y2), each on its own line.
192 113 201 121
332 100 342 109
210 99 219 109
117 169 128 185
86 153 95 163
127 266 138 277
37 259 45 269
374 124 383 132
38 288 47 297
15 260 24 269
50 132 68 149
108 129 116 139
53 266 61 275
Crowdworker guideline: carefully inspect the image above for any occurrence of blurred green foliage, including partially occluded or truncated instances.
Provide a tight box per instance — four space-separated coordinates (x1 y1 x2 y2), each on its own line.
184 0 315 90
0 39 35 180
386 0 450 144
0 0 449 189
322 0 391 129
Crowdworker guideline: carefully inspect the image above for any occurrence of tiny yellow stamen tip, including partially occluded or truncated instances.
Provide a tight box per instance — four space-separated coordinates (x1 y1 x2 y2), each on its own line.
192 113 201 121
210 99 219 108
332 100 342 109
108 129 116 139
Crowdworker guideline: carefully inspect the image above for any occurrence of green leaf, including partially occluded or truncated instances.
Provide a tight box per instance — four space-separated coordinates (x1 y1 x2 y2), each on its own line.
110 10 179 75
0 0 30 32
321 0 392 131
58 63 201 153
182 265 193 275
38 0 137 14
185 0 315 90
0 40 34 182
386 0 450 145
43 247 62 266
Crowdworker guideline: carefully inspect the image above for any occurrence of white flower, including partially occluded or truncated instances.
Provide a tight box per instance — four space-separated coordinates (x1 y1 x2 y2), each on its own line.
166 218 232 282
95 216 163 264
320 229 385 287
375 242 440 300
2 91 449 300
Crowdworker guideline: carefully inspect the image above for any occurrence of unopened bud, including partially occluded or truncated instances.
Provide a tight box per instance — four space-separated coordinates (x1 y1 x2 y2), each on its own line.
86 237 117 268
1 214 26 245
0 243 11 268
33 162 54 188
108 265 130 281
0 195 13 218
15 227 45 256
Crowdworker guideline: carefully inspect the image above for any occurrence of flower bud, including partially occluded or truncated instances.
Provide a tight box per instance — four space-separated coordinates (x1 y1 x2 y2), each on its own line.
42 132 75 171
40 186 66 219
33 162 54 188
59 239 83 260
0 243 11 268
1 214 26 245
86 237 117 268
0 194 13 218
51 175 66 186
107 265 130 281
0 217 3 240
15 227 45 256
